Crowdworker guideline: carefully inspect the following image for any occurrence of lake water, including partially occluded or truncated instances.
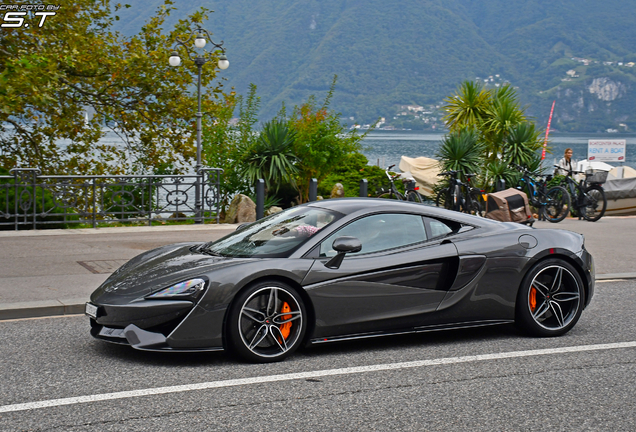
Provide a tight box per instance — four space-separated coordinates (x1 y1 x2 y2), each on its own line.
68 129 636 173
360 131 636 171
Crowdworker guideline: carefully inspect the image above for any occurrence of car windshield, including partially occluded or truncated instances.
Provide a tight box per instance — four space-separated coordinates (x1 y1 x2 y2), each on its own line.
201 206 342 258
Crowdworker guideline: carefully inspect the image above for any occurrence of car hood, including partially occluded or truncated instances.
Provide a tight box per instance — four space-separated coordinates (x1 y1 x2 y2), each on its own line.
91 242 251 301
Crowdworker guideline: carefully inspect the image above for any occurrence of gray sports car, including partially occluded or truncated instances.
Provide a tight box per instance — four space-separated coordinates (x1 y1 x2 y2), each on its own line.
86 198 594 362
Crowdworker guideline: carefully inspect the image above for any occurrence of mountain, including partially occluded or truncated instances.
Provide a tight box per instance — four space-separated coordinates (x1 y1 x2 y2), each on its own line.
113 0 636 132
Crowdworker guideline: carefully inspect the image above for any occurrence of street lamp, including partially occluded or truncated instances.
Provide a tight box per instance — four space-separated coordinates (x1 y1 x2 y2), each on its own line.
169 26 228 223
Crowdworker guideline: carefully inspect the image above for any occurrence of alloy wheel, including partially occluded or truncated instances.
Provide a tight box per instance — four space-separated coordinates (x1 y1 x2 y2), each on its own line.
527 265 581 331
238 286 304 359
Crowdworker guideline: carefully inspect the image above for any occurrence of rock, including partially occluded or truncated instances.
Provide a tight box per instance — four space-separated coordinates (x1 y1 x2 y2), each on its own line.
265 206 283 216
168 212 187 219
224 194 256 223
330 183 345 199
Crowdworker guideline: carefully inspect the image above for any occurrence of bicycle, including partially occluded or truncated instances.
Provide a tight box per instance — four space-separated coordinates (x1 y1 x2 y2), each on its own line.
375 164 423 202
557 165 607 222
435 170 484 215
514 164 570 223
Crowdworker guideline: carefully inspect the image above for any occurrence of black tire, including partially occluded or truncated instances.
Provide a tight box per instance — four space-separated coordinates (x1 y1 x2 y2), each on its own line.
582 185 607 222
405 190 423 203
435 188 450 209
542 186 570 223
437 185 461 211
467 192 484 216
452 185 462 212
227 280 307 363
515 259 585 337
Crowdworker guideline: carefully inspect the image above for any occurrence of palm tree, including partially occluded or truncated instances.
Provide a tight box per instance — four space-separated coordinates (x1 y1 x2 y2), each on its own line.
440 81 545 192
482 86 527 162
435 128 484 180
504 122 543 167
442 81 491 132
238 119 298 192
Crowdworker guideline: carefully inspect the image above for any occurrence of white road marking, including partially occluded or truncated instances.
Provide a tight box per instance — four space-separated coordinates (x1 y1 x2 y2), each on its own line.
2 341 635 413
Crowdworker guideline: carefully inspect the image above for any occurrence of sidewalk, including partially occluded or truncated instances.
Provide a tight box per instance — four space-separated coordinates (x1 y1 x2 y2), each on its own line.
1 217 635 321
0 224 237 320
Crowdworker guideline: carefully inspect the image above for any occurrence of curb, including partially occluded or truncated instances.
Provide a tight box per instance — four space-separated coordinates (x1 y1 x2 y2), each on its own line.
2 273 636 322
0 298 87 321
594 273 636 281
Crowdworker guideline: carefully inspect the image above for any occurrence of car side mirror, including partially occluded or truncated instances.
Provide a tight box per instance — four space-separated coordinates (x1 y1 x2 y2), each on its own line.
325 236 361 269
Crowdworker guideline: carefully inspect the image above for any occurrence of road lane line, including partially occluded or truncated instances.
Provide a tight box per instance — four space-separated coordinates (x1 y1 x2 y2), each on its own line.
2 341 635 413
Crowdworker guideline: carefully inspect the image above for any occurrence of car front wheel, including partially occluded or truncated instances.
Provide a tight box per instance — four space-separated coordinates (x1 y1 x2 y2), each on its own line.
227 281 306 362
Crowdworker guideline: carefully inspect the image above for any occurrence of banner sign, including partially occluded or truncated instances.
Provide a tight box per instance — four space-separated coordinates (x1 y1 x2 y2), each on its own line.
588 139 626 162
541 100 556 160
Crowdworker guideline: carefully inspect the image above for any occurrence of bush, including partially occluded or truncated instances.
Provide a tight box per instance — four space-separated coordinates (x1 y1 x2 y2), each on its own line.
0 168 79 229
318 152 389 198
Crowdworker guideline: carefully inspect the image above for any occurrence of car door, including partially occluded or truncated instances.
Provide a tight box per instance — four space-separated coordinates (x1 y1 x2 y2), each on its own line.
302 213 459 339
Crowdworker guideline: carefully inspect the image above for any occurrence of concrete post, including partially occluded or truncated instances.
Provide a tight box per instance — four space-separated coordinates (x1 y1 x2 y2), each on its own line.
256 179 265 219
359 179 368 197
309 178 318 202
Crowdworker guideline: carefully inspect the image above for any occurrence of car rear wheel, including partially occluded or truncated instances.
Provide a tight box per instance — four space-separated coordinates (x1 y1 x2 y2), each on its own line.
227 281 306 362
515 259 585 337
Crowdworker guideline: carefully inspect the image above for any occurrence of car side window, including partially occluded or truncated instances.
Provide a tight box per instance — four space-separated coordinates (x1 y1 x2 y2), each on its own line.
422 217 468 239
319 213 427 257
429 219 453 238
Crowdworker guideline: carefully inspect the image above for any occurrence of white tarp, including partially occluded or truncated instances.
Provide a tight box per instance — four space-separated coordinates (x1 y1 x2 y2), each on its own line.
576 159 614 172
608 166 636 180
398 156 441 197
604 166 636 215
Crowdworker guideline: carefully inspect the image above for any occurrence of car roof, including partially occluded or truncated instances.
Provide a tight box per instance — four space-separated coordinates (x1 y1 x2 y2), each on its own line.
306 198 498 227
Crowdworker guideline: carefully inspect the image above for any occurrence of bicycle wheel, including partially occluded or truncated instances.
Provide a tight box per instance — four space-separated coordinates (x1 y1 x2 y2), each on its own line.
377 191 404 200
405 190 423 203
542 186 570 223
561 181 578 217
435 188 451 209
467 192 484 216
452 185 462 212
582 185 606 222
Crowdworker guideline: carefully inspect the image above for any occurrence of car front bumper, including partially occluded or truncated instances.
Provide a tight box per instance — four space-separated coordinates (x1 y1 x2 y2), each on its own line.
87 300 227 351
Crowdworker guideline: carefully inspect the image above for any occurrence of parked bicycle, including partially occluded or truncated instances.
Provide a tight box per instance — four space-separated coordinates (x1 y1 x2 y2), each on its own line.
514 164 570 223
557 165 607 222
435 170 484 215
375 165 423 202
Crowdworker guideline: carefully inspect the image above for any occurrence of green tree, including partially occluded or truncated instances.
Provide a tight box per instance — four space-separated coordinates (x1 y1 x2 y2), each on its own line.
0 0 230 175
287 76 369 203
201 85 257 207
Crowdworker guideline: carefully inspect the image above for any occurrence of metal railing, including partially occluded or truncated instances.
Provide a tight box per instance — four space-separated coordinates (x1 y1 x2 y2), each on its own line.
0 168 222 230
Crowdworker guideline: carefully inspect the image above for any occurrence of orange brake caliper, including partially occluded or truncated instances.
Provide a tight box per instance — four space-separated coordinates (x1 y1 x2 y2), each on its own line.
529 286 537 312
279 302 292 342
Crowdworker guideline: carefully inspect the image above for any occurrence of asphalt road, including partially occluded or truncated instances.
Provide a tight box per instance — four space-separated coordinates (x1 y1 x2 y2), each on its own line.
1 279 634 431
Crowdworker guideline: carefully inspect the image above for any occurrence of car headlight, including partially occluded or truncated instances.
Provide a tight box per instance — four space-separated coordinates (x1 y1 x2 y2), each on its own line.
146 278 207 299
